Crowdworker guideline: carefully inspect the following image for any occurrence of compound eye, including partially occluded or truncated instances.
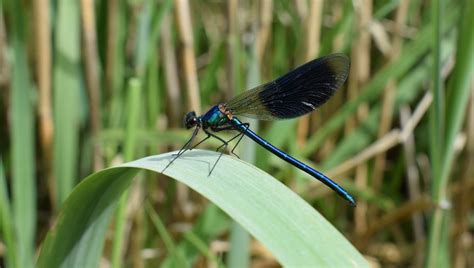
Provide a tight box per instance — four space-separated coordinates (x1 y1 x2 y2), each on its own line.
184 111 197 129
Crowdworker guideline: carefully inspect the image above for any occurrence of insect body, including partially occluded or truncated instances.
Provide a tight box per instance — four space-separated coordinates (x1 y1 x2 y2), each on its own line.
169 54 355 205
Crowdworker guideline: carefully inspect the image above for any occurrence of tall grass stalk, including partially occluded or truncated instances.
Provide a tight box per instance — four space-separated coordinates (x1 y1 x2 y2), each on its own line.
0 157 17 268
145 201 187 267
53 0 81 207
6 0 36 266
111 79 142 267
427 1 474 266
429 0 445 199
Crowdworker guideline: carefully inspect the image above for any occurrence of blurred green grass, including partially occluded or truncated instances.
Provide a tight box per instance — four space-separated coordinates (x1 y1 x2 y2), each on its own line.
0 0 472 267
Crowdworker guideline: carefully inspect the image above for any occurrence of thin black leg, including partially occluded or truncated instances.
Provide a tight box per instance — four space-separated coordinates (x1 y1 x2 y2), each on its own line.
164 126 200 171
205 122 250 173
203 128 230 176
190 134 210 149
230 123 249 158
209 143 227 176
176 126 200 155
214 123 250 158
203 128 228 144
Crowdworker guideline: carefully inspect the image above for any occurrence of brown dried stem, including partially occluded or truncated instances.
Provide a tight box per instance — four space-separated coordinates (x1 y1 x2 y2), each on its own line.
105 0 118 100
174 0 201 114
400 105 425 267
33 0 54 191
256 0 273 66
226 0 239 98
347 0 373 241
452 84 474 268
362 196 434 243
81 0 103 170
161 14 182 127
372 0 409 194
296 0 324 148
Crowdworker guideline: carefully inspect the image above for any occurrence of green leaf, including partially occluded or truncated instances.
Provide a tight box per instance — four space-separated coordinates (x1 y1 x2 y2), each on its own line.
6 0 36 266
53 0 81 207
37 150 367 267
0 157 18 268
426 1 474 266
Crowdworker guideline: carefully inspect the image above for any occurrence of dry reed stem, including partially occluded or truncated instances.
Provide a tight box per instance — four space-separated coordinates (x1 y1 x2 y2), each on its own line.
114 178 144 265
33 0 55 204
105 0 118 100
256 0 273 66
400 105 425 267
347 0 372 240
318 2 345 159
372 0 409 195
331 3 345 51
226 0 238 98
161 14 182 127
81 0 103 170
362 196 433 242
128 180 145 268
369 21 392 55
382 20 418 39
174 0 201 114
452 84 474 268
416 154 431 190
293 0 308 20
296 0 323 147
165 6 193 216
303 0 323 61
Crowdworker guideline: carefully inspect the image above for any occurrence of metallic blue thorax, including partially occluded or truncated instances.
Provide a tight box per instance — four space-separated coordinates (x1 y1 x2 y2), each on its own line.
200 105 229 128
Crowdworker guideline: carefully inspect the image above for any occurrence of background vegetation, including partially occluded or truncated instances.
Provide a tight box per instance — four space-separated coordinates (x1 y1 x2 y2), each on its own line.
0 0 472 267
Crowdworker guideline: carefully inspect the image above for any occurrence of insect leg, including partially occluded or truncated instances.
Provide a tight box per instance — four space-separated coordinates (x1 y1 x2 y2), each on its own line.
230 123 250 158
190 133 210 149
164 126 200 171
212 123 250 158
203 128 230 176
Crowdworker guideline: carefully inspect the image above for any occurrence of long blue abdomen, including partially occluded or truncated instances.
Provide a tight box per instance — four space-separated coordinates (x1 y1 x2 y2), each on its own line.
231 118 355 205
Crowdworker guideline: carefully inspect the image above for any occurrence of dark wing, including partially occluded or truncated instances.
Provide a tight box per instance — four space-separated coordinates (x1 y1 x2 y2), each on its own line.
225 54 350 120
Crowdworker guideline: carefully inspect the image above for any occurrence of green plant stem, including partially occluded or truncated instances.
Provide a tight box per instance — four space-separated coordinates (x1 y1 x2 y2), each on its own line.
53 0 81 207
0 157 18 268
426 1 474 267
7 0 36 266
145 201 187 267
111 79 142 268
183 231 223 267
429 0 445 200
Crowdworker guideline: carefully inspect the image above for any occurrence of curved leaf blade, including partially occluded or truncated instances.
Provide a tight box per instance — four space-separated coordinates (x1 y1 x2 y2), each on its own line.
38 150 367 267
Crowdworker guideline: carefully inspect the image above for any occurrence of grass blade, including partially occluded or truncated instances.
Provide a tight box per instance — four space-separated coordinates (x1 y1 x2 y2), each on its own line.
6 0 36 266
111 79 142 267
145 202 187 267
53 0 81 207
161 204 230 267
427 1 474 266
0 157 18 268
38 151 368 267
37 168 139 268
